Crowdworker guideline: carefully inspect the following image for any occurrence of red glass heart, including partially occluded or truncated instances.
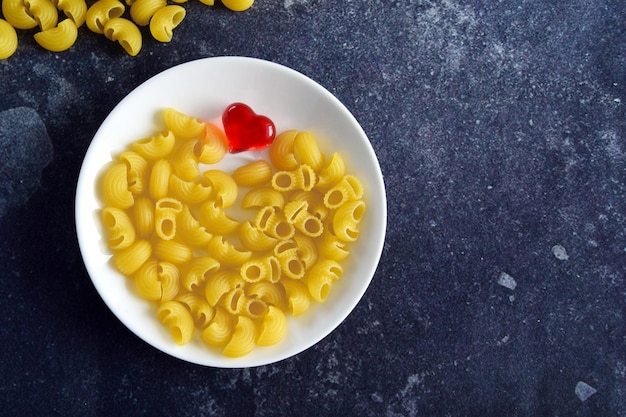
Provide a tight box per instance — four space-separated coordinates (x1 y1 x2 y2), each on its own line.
222 103 276 153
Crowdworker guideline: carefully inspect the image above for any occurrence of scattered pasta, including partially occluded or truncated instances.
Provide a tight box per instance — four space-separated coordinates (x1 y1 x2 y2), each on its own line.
2 0 253 58
98 106 366 357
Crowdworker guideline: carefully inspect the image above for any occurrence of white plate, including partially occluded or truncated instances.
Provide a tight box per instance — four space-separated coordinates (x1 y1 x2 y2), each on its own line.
75 57 386 367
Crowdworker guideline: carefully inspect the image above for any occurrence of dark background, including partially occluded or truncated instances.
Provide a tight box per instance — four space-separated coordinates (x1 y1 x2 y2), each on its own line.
1 0 625 415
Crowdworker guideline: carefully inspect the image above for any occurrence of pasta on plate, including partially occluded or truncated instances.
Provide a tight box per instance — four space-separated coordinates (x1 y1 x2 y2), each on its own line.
98 107 367 357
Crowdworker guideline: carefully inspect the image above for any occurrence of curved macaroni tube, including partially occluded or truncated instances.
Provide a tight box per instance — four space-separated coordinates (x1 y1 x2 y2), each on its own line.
132 130 175 159
201 306 233 347
153 239 193 264
246 281 286 309
149 5 185 43
33 18 78 52
85 0 124 34
196 123 228 164
129 0 166 26
169 174 211 204
175 292 215 329
204 269 244 306
154 197 183 240
156 261 180 301
2 0 38 30
269 129 298 171
182 256 219 292
332 199 365 242
103 17 142 57
24 0 58 31
148 158 171 200
54 0 87 27
323 175 363 209
171 139 200 181
206 235 251 267
316 152 345 189
133 260 161 301
240 255 280 283
241 187 284 209
157 300 194 345
112 239 151 275
102 162 134 209
163 108 204 139
119 151 148 194
101 207 136 250
238 220 277 252
294 131 324 171
0 19 18 59
133 197 154 238
256 305 287 346
203 169 238 208
233 160 273 187
176 205 212 247
293 234 318 269
199 199 240 235
223 315 256 357
280 278 311 317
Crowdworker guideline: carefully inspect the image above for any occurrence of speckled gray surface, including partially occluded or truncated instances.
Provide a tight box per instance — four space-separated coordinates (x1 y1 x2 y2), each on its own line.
1 0 625 415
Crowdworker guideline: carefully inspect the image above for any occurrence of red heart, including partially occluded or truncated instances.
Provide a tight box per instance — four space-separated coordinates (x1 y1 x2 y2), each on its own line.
222 103 276 153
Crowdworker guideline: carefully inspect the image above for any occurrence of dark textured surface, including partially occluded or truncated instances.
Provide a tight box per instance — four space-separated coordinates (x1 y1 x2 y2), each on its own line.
1 0 625 416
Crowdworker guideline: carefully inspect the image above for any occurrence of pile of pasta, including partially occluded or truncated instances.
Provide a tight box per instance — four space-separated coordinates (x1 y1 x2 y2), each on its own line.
100 108 366 357
0 0 253 59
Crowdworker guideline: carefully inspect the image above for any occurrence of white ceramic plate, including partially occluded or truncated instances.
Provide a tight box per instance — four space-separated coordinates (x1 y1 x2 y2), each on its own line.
75 57 386 368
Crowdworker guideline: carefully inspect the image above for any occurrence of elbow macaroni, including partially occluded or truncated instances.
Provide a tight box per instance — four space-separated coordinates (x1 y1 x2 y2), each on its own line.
98 109 366 357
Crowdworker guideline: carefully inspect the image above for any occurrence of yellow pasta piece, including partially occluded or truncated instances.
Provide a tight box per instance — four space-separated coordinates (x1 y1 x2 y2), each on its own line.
238 220 277 252
221 0 253 12
204 269 244 306
133 197 154 238
149 5 185 43
157 300 194 345
332 199 365 242
33 18 78 52
169 174 212 204
323 175 363 209
171 138 200 181
25 0 58 31
289 189 328 220
85 0 124 34
197 0 213 5
294 211 323 237
276 251 305 280
175 291 215 329
119 151 148 195
129 0 165 26
132 130 175 159
240 255 280 283
103 17 142 56
153 239 192 264
270 169 297 192
293 234 318 269
154 197 183 240
246 281 285 309
182 256 220 292
316 152 345 189
206 235 251 267
176 205 213 247
254 206 294 240
242 297 268 320
318 230 350 261
283 200 308 224
199 200 239 235
269 130 298 171
101 207 136 250
148 158 171 200
305 259 343 302
133 260 180 301
163 108 204 139
256 305 287 346
2 0 37 29
280 278 311 317
196 123 228 165
102 162 134 209
220 287 245 315
201 306 233 347
0 19 19 60
112 239 151 275
53 0 87 27
232 160 273 187
241 187 284 209
293 131 324 171
203 169 237 208
223 315 256 357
